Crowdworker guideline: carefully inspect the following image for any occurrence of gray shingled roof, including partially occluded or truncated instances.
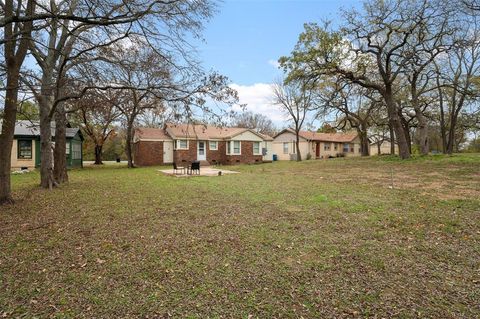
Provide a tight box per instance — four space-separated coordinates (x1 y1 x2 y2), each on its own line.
0 120 81 138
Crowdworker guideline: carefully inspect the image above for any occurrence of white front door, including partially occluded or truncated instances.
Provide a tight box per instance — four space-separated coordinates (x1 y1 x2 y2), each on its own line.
197 141 206 161
163 140 173 163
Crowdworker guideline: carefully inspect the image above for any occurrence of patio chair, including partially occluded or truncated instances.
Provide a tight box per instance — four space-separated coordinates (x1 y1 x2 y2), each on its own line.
173 162 185 174
188 161 200 175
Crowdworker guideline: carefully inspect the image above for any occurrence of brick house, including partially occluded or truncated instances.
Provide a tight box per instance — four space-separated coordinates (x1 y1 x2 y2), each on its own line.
133 123 274 166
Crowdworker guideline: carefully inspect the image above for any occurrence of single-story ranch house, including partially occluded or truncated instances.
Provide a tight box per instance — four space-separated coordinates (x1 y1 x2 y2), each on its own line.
133 123 274 166
273 128 363 160
2 120 83 170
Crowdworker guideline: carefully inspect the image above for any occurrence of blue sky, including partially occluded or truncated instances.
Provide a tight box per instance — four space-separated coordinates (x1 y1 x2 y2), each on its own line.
194 0 361 125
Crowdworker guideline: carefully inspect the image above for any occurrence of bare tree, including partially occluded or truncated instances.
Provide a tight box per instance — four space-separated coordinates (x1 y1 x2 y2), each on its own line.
318 82 379 156
279 0 458 159
138 108 171 128
85 41 238 168
70 90 121 165
272 78 313 161
0 0 35 204
434 18 480 154
231 111 277 137
4 0 219 193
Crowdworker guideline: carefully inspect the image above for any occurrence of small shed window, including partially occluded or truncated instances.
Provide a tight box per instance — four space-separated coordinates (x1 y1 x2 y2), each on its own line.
343 143 349 153
350 143 355 153
18 140 32 159
324 142 331 151
72 143 82 159
209 141 218 150
283 142 289 154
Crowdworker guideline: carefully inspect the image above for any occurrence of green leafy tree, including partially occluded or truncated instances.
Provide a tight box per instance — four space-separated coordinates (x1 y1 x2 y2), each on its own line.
16 101 39 121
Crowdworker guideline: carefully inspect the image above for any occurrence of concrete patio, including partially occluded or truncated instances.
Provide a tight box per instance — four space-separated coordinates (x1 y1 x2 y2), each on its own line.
158 166 239 177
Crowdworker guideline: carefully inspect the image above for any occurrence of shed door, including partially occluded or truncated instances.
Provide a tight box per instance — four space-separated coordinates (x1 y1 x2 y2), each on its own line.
163 141 173 163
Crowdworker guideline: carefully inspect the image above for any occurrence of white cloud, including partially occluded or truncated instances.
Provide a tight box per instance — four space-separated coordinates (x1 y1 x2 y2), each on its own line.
267 59 280 69
229 83 287 124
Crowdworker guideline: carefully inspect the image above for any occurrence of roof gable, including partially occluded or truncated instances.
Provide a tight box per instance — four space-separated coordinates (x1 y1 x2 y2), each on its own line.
134 127 171 141
164 123 272 141
1 120 82 139
274 129 308 141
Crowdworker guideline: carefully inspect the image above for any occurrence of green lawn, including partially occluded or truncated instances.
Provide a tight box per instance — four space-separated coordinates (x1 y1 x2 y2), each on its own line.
1 154 479 318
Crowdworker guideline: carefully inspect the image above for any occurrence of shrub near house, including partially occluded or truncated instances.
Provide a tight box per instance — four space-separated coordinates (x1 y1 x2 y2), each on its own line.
133 123 274 166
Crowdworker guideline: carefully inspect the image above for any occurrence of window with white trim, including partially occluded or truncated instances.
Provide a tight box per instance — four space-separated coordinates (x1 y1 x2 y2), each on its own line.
253 142 261 155
175 139 188 150
17 140 32 159
209 141 218 150
233 141 241 154
283 142 288 154
226 141 231 155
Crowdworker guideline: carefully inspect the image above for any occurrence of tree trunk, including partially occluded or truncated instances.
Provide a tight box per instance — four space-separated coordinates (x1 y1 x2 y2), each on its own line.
415 109 429 155
377 142 381 155
389 123 395 155
0 71 19 204
39 91 56 189
446 103 463 155
295 128 302 161
94 144 104 165
358 124 369 156
385 91 410 159
404 123 412 154
0 0 35 204
53 103 68 184
435 70 448 153
446 122 456 155
359 131 369 156
125 119 135 168
398 110 412 155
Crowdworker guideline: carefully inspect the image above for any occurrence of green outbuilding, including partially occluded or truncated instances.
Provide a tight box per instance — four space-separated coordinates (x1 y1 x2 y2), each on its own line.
3 120 84 170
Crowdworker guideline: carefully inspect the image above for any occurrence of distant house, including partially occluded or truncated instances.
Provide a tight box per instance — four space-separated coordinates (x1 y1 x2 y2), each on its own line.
272 129 363 160
133 123 274 166
1 120 83 170
370 140 399 155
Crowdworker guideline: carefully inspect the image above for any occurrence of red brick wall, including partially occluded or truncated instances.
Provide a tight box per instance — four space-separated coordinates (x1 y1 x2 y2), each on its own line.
206 141 226 165
223 141 263 165
136 139 265 166
173 141 197 164
133 141 164 166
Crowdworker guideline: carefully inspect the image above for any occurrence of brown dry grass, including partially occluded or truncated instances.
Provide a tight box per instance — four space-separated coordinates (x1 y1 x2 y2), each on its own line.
1 154 479 318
